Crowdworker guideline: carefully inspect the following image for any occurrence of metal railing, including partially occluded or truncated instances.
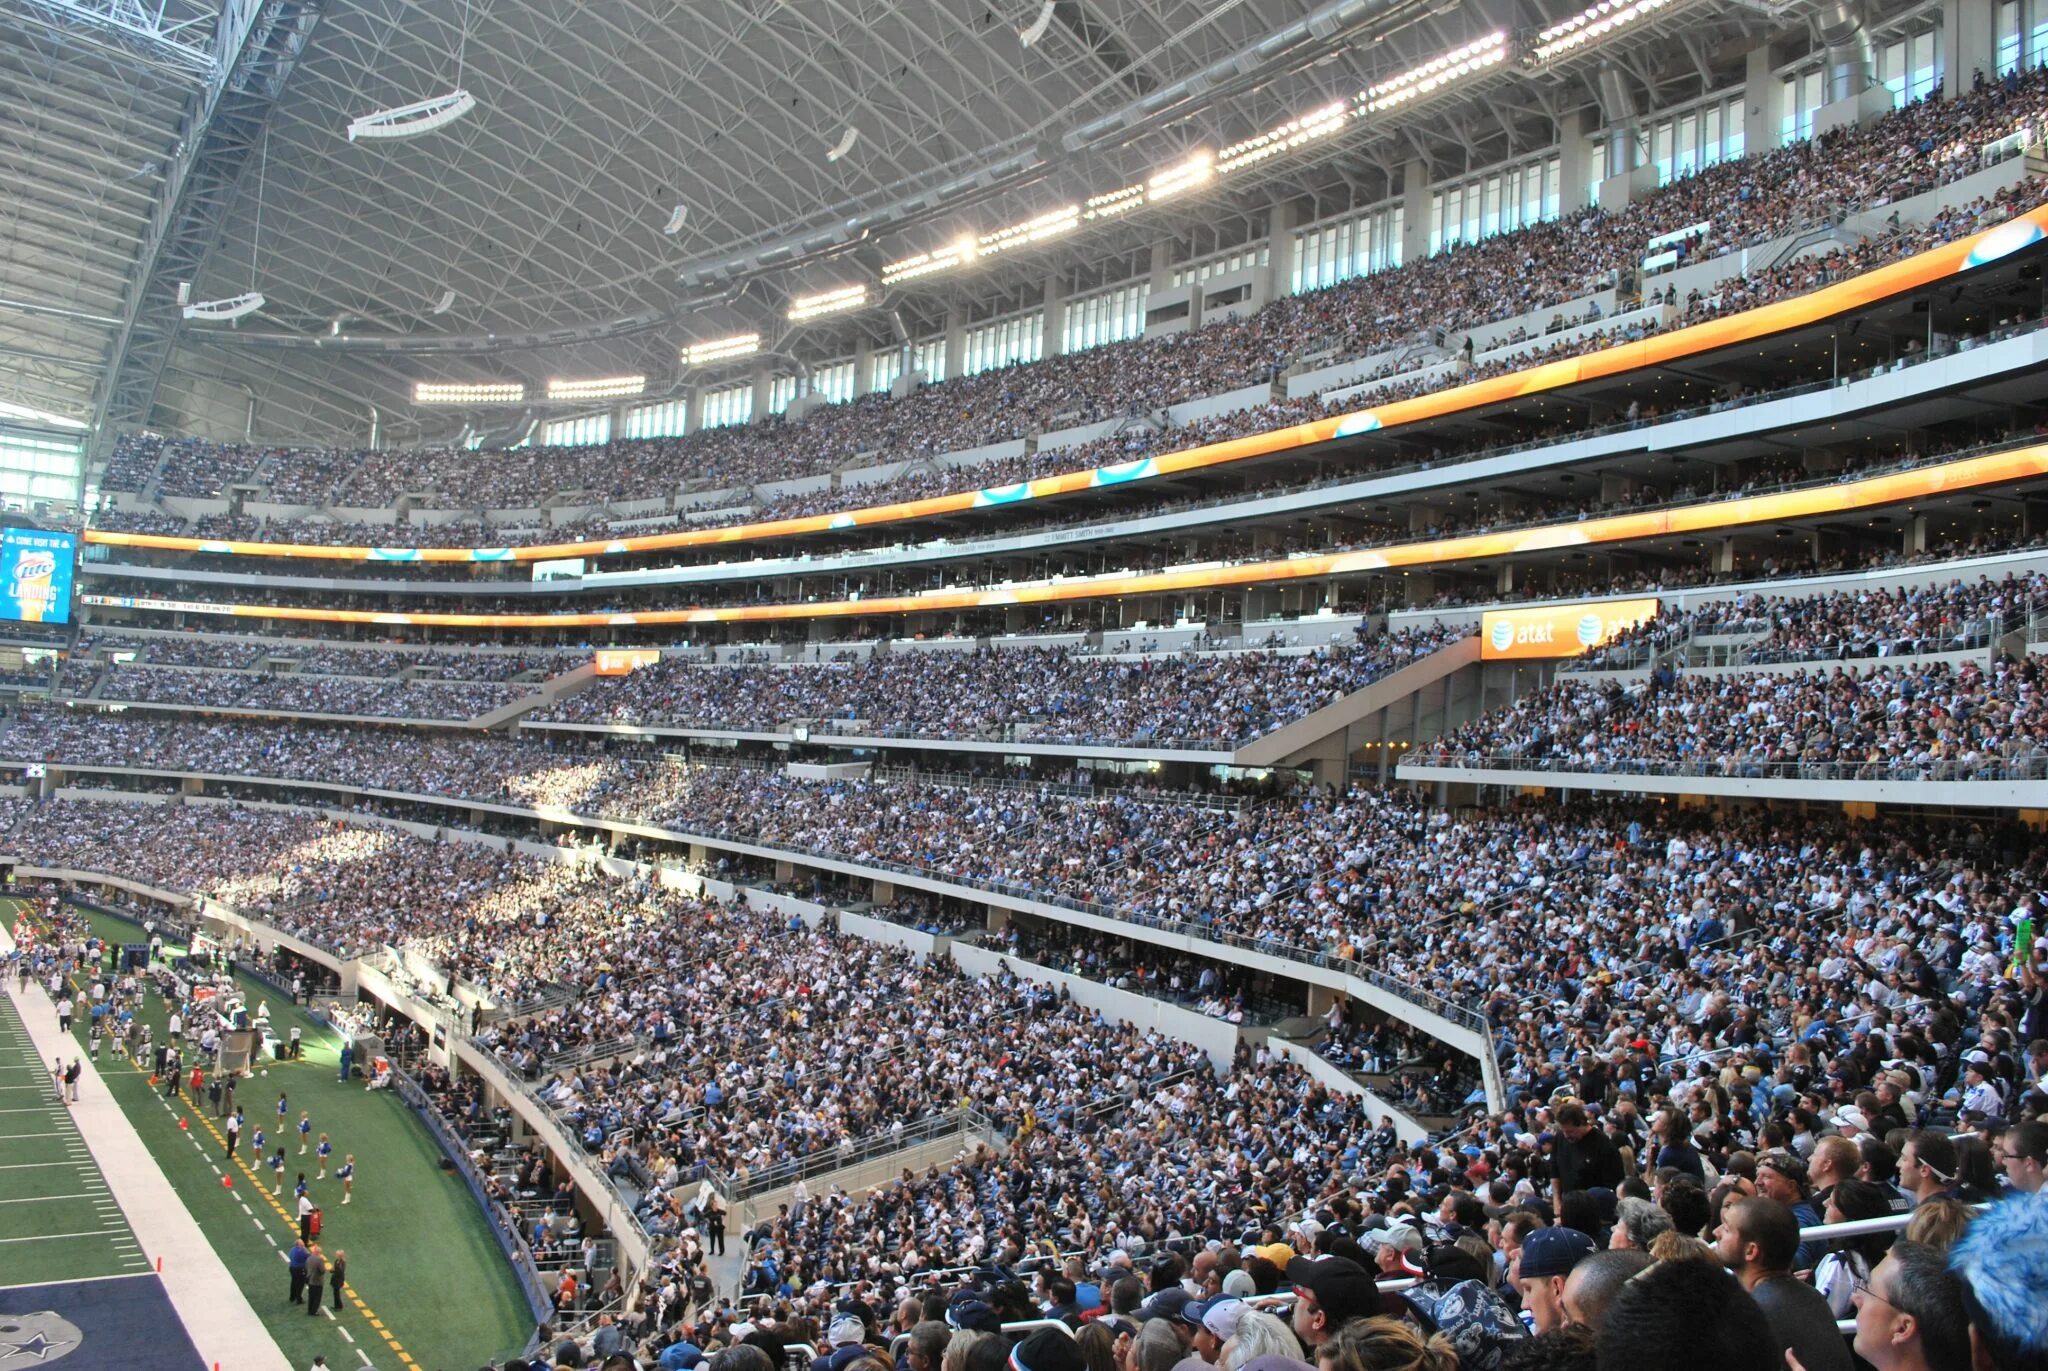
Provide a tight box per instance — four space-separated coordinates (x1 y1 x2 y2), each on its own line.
1403 749 2048 784
721 1106 989 1201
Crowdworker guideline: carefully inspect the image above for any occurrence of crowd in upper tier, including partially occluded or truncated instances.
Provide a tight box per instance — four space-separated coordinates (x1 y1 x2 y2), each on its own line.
532 626 1464 748
1415 653 2048 780
1567 575 2042 671
92 71 2048 535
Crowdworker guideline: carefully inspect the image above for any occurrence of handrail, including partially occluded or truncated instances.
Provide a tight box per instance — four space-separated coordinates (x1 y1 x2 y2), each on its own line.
1402 749 2048 784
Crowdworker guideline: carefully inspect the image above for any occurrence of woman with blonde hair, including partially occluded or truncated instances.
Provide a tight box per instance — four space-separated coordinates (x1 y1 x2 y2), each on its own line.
941 1330 989 1371
1315 1316 1457 1371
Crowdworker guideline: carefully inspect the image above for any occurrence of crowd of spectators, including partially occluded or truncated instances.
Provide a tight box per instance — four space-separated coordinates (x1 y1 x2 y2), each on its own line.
73 663 539 721
1417 653 2048 780
95 72 2048 544
1565 575 2042 672
535 626 1465 748
2 774 2046 1371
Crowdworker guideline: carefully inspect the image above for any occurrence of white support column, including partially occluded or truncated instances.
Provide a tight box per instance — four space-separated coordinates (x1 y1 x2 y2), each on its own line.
1744 45 1779 155
1267 199 1299 299
1399 159 1431 264
1555 108 1599 214
943 305 966 382
1040 275 1066 359
1945 0 1997 95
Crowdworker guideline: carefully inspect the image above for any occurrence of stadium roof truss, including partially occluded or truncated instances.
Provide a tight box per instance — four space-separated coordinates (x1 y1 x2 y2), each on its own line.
4 0 1842 448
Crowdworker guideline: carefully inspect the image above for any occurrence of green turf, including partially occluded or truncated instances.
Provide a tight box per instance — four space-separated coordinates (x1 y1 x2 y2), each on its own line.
18 900 534 1371
0 991 150 1287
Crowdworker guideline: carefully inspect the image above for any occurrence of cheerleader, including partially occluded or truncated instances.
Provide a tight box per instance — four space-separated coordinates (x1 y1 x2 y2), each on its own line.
337 1155 355 1205
316 1133 332 1178
297 1110 312 1154
270 1147 287 1194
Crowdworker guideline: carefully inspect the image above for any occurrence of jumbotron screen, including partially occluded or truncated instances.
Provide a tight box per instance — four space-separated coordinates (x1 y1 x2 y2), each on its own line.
0 527 76 624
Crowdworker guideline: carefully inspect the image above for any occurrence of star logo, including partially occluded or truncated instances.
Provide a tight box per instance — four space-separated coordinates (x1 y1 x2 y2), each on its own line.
4 1334 63 1360
0 1313 81 1366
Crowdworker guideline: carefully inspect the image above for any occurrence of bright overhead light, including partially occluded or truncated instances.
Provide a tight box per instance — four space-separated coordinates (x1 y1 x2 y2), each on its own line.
414 381 524 405
1019 0 1056 46
1147 152 1214 202
547 375 647 401
977 205 1081 256
1361 31 1507 113
1531 0 1676 62
181 292 265 322
826 127 859 162
881 241 976 286
683 333 760 366
432 289 457 315
1216 102 1350 175
1082 184 1146 221
662 204 688 235
347 90 477 141
787 285 869 322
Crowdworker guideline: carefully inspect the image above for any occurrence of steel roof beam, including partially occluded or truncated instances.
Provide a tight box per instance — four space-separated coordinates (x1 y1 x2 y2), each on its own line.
88 0 323 457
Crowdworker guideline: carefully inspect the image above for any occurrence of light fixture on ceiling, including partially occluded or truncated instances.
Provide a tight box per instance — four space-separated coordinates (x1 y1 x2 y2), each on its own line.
1216 101 1350 175
414 380 524 404
662 204 689 235
432 289 457 315
1362 30 1507 113
182 292 265 322
547 375 647 401
1531 0 1676 63
787 284 869 322
1018 0 1056 46
683 333 760 366
826 127 859 162
347 90 477 142
1146 152 1214 202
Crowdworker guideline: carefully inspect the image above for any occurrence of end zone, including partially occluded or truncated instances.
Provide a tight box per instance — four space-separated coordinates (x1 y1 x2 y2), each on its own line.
0 1273 205 1371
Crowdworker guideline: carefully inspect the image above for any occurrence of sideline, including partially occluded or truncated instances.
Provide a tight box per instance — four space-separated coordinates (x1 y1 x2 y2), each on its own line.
1 921 292 1371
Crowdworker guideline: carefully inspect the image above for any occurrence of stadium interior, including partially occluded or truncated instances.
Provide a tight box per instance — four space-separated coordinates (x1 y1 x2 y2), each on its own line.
3 0 2048 1368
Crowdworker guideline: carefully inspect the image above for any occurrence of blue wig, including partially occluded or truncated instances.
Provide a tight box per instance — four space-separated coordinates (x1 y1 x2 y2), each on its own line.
1949 1194 2048 1367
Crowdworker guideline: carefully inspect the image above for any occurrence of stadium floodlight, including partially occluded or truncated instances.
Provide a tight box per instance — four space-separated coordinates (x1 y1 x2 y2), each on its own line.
662 204 689 235
1082 183 1145 221
1216 101 1350 175
347 90 477 142
413 381 524 404
1146 152 1213 203
881 238 977 286
547 375 647 401
683 333 760 366
181 292 265 322
432 289 457 315
1018 0 1056 46
826 127 860 162
1531 0 1676 63
978 205 1081 257
787 285 869 322
1361 31 1507 113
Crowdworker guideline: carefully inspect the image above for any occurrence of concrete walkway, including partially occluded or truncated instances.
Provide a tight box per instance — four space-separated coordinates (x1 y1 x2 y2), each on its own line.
1 927 290 1371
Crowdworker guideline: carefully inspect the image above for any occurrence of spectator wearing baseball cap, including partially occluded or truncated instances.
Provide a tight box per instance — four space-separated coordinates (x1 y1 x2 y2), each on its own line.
1513 1226 1596 1333
1284 1255 1378 1349
945 1298 1003 1336
1180 1296 1246 1363
1136 1288 1193 1327
1009 1328 1084 1371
